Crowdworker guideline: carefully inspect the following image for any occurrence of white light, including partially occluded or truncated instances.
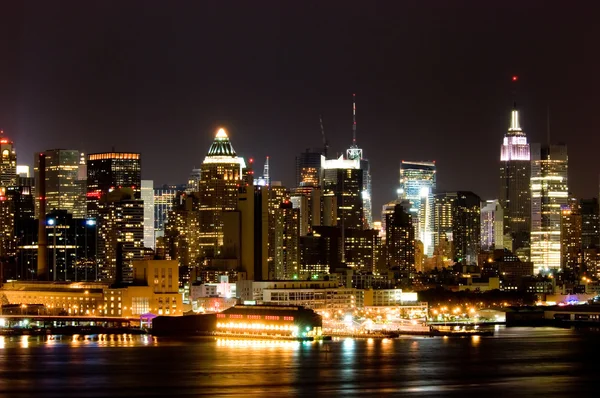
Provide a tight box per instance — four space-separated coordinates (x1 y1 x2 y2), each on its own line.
47 219 55 226
419 187 430 198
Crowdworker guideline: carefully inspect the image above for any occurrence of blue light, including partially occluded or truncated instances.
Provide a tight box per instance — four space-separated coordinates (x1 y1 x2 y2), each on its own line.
47 219 55 226
85 219 96 226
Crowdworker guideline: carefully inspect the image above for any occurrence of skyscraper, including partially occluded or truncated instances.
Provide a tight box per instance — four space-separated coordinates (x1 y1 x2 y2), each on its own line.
499 105 531 252
580 198 599 249
561 198 582 276
530 143 568 274
0 131 17 187
272 201 300 280
154 186 177 240
346 94 373 229
197 128 246 257
141 180 155 250
34 149 80 218
481 200 504 251
384 201 415 277
399 161 436 256
321 155 364 231
86 152 142 218
434 191 481 265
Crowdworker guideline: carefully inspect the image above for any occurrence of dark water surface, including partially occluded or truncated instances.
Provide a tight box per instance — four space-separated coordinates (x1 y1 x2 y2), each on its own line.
0 327 598 397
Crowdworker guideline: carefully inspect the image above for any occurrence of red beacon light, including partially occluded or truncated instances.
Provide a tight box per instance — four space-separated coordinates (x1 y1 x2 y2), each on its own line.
512 76 518 82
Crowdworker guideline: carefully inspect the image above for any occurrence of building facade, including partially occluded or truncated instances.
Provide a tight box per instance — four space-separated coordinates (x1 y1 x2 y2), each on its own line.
481 199 504 251
141 180 155 250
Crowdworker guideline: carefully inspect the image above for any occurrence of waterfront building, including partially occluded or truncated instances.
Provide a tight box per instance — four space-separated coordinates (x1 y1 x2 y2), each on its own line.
197 128 246 257
399 161 436 256
499 105 531 251
530 143 568 274
481 199 504 251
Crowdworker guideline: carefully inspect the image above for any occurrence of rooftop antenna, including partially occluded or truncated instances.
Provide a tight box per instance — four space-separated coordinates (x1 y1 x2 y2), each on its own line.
319 114 329 157
352 93 357 146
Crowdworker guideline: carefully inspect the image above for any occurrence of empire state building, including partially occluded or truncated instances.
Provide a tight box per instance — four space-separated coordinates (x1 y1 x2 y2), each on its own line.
499 104 531 252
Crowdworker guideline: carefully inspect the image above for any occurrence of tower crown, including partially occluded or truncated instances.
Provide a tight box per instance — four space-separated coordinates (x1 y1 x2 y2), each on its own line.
207 128 237 157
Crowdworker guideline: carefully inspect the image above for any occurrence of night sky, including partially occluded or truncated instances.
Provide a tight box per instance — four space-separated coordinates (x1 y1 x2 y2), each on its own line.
1 1 599 219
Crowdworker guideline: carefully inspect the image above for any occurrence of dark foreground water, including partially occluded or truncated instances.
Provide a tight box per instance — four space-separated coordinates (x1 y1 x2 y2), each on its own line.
0 326 598 397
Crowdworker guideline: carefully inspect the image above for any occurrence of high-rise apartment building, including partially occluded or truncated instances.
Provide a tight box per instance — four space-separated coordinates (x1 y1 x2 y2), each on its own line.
499 105 531 252
34 149 80 218
434 192 481 265
384 201 415 277
197 128 246 257
141 180 155 250
0 131 17 187
399 161 436 256
530 143 568 274
481 200 504 251
272 201 300 279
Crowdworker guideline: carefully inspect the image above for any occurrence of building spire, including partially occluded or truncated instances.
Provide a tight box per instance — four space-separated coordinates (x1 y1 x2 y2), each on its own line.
509 102 521 132
352 93 357 146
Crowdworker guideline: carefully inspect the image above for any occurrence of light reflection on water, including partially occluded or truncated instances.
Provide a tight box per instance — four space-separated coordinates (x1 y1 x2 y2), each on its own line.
0 327 597 397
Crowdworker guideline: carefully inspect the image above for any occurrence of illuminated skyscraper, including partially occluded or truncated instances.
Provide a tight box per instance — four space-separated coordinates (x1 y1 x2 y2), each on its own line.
0 131 17 187
580 198 599 249
499 105 531 251
384 201 415 277
530 143 568 274
346 94 372 229
481 200 504 251
154 186 177 239
141 180 155 249
399 161 436 256
197 128 246 257
34 149 80 218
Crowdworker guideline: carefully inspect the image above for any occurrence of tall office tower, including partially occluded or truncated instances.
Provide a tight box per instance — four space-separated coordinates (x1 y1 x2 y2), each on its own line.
293 148 324 236
561 198 582 276
141 180 155 249
187 168 201 193
86 152 142 218
530 143 568 274
164 192 202 268
346 94 373 229
222 185 268 281
197 128 246 257
481 200 504 251
266 184 288 277
399 161 436 256
74 152 87 218
96 188 144 281
321 155 364 231
0 131 17 187
580 198 599 249
253 156 271 187
272 201 300 279
434 192 481 265
1 185 35 276
154 186 177 239
499 105 531 252
384 201 415 278
34 149 80 218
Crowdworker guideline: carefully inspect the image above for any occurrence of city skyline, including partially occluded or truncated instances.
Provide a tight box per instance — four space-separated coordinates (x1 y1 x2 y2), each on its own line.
1 2 600 216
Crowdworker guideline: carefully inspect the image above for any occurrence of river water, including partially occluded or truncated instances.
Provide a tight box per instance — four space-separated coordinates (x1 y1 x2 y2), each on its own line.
0 326 597 397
